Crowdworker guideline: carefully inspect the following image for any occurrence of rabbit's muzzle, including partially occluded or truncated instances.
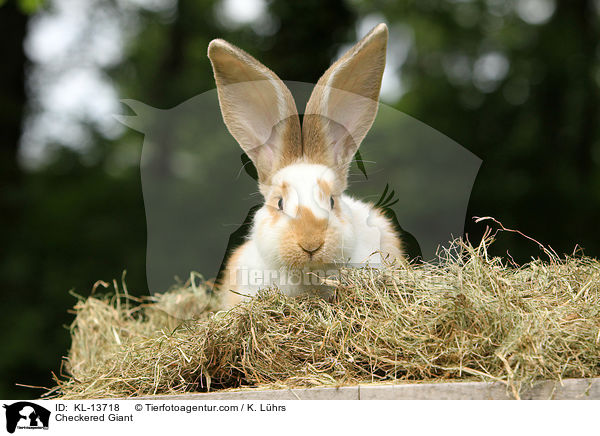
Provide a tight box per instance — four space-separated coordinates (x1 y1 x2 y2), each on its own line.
299 241 324 257
281 205 330 266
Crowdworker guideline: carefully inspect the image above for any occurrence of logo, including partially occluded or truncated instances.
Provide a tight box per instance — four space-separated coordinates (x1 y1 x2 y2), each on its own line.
2 402 50 434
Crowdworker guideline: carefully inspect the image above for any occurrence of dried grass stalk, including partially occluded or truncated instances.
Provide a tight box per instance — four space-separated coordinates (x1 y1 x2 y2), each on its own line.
53 237 600 399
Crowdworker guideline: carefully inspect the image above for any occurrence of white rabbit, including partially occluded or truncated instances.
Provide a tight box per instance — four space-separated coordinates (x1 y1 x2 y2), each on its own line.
208 23 403 308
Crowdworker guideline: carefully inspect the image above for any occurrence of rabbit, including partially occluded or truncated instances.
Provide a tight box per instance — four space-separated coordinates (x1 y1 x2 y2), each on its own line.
208 23 403 309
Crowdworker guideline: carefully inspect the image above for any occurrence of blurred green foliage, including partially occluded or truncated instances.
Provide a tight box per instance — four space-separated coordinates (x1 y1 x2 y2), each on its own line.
1 0 599 398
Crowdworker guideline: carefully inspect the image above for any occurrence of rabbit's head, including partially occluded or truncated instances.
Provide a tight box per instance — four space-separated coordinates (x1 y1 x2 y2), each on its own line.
208 24 388 268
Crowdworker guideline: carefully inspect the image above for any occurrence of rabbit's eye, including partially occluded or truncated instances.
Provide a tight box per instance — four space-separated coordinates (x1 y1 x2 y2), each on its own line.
330 196 335 209
277 197 284 210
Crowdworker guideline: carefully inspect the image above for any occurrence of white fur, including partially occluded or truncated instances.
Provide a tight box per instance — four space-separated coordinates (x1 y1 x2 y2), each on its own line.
271 163 333 219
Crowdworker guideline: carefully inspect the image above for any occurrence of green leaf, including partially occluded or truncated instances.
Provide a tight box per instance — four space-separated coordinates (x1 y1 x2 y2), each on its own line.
354 150 368 180
375 183 389 208
241 153 258 181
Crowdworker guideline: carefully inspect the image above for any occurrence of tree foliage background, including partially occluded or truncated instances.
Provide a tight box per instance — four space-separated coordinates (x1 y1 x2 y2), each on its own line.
1 0 599 398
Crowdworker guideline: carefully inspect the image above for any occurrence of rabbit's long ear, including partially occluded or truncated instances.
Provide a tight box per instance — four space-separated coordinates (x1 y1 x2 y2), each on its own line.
208 39 302 184
303 23 388 188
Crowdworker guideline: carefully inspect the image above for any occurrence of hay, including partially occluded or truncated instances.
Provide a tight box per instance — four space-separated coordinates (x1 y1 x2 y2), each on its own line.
53 237 600 399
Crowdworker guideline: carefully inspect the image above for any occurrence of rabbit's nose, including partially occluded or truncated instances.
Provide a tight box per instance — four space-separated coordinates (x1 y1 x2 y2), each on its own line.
299 242 324 256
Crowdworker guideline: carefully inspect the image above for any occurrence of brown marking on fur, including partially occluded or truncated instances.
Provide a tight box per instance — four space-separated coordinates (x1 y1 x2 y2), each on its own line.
217 241 249 309
279 205 334 267
301 114 334 167
317 177 341 216
289 205 327 260
264 181 291 223
275 119 303 172
278 232 305 267
317 178 332 198
281 181 290 198
293 206 328 251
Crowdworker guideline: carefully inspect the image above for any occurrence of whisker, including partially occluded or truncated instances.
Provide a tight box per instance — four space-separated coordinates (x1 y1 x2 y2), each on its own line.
235 161 254 180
